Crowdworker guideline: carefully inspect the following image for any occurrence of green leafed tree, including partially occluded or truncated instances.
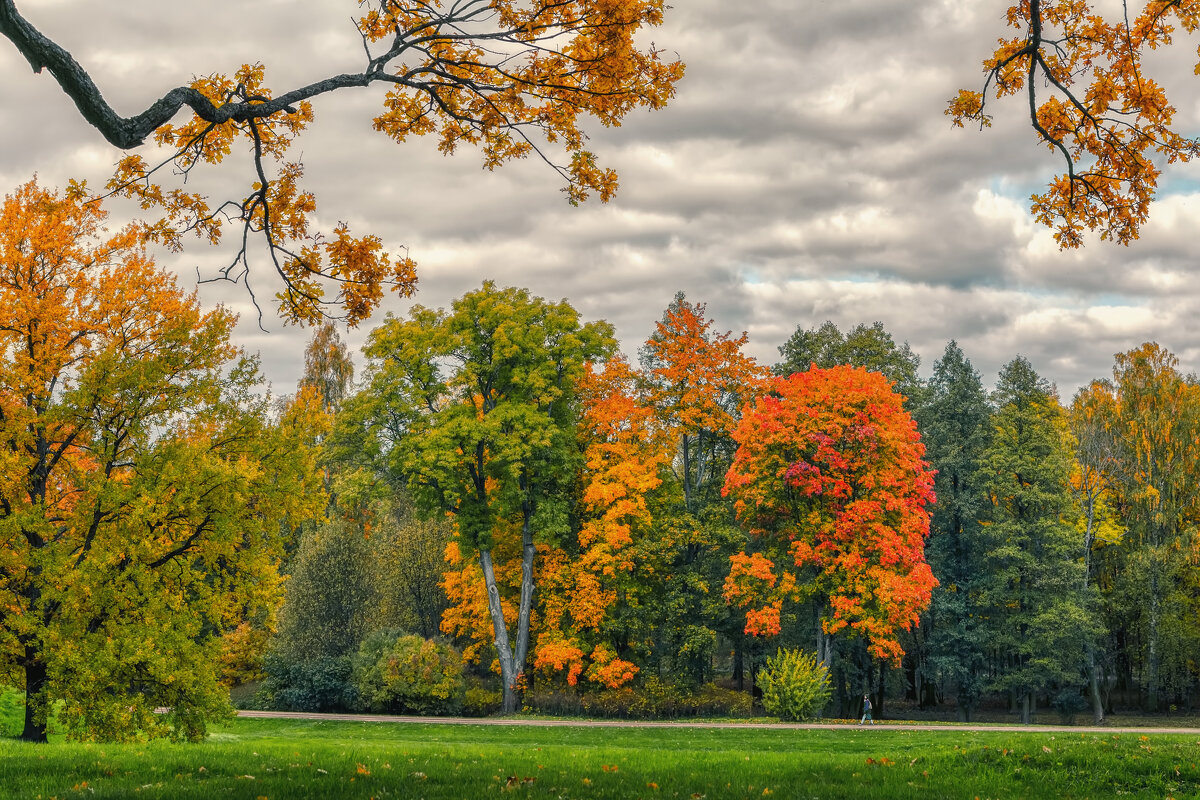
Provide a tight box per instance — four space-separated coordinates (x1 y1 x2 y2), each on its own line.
356 282 616 712
1096 343 1200 712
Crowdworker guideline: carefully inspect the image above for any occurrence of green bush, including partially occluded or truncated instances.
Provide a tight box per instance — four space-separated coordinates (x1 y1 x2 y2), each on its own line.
352 631 465 715
759 649 831 721
1 685 24 736
260 655 356 712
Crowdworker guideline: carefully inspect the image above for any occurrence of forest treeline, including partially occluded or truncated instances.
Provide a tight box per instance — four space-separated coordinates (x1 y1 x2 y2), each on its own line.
2 181 1195 740
265 282 1200 726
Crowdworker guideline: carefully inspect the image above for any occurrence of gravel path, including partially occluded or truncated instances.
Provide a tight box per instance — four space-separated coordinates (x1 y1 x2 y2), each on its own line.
236 709 1200 735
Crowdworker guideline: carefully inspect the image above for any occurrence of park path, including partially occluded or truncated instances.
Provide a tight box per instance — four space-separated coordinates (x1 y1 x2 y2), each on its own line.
236 709 1200 735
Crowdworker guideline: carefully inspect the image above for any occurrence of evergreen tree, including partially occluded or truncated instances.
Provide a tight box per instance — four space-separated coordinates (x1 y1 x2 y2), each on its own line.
776 320 924 405
916 341 992 719
976 357 1098 723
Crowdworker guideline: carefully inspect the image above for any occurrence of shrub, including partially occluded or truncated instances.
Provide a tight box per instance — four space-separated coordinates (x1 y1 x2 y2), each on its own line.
524 678 752 719
759 649 831 721
1052 687 1089 724
352 631 465 715
463 686 503 717
260 654 356 712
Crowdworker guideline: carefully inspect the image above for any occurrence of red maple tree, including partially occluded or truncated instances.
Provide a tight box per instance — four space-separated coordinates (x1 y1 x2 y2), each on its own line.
723 366 937 663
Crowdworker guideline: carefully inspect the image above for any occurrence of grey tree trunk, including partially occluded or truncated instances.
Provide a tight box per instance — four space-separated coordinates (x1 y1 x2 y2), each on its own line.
479 530 537 714
479 548 519 713
1088 648 1105 724
1146 569 1161 713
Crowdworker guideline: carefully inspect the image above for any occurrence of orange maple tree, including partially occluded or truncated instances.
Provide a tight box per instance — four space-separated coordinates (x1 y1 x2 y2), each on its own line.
641 294 769 513
1 1 683 323
530 355 665 688
950 1 1200 247
723 366 937 664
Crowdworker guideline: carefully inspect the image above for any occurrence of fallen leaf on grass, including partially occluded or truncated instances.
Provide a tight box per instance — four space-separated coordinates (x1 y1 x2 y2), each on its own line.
1042 746 1052 754
356 764 371 776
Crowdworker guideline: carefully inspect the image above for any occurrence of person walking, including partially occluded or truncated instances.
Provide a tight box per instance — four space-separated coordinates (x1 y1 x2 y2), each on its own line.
860 694 874 725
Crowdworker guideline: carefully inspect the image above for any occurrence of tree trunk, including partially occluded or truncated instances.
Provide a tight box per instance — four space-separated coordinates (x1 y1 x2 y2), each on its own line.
21 652 49 743
1146 571 1161 713
681 433 692 513
875 659 887 720
1088 647 1105 724
479 548 519 713
1021 692 1032 725
514 512 536 688
815 616 832 670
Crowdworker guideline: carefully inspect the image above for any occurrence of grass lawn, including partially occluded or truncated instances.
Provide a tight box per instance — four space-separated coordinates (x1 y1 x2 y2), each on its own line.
2 711 1200 799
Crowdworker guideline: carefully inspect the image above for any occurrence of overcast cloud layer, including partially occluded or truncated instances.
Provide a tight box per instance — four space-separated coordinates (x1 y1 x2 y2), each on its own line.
4 0 1200 399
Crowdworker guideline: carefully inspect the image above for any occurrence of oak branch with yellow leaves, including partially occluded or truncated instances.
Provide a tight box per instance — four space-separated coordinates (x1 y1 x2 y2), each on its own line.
0 0 683 324
950 0 1200 247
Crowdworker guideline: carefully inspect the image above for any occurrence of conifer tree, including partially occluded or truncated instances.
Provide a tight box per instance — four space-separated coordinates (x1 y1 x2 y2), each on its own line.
976 357 1097 723
917 341 992 719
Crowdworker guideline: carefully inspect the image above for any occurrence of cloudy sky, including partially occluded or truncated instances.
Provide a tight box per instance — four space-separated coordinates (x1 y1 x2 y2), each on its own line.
3 0 1200 399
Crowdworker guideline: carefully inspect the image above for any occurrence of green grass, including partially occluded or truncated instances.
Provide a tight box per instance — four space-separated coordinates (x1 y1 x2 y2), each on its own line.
3 716 1200 799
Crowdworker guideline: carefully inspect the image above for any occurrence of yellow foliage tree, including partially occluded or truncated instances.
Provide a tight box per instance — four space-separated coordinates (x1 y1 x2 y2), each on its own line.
0 180 326 742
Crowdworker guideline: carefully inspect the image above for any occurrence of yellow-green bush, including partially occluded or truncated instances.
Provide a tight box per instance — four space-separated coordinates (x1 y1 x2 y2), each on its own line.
759 649 831 721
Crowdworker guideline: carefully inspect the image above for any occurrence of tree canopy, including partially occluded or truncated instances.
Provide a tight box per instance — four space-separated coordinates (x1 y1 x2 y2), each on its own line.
723 365 938 665
0 180 324 742
356 281 616 711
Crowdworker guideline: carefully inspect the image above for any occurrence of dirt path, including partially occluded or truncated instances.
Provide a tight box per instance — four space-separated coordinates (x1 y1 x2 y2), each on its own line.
236 709 1200 735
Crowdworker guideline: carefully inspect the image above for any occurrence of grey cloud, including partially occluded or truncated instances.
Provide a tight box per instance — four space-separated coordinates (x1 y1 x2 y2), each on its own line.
3 0 1200 401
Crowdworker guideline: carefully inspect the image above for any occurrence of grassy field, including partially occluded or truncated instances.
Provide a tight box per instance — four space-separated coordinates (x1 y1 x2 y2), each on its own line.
3 709 1200 799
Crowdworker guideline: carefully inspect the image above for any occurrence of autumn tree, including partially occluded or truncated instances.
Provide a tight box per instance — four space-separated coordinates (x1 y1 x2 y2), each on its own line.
776 320 924 405
1069 380 1124 723
299 322 355 413
975 356 1098 724
356 282 615 712
0 180 324 742
0 1 683 322
722 366 938 682
634 293 768 683
641 293 768 514
1098 343 1200 711
951 1 1200 246
914 341 992 720
520 354 664 691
